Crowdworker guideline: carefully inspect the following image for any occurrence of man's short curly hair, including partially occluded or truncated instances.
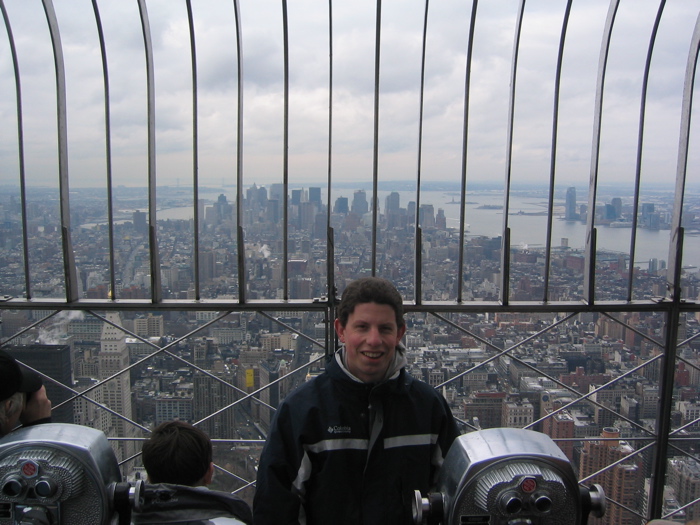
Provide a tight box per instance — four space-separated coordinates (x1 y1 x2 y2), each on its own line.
142 420 212 486
336 277 405 329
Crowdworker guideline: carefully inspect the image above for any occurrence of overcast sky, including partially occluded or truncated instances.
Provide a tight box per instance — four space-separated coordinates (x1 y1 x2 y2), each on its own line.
1 0 699 192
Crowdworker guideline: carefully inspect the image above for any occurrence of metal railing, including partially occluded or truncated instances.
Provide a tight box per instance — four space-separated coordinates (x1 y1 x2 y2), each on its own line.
1 0 700 521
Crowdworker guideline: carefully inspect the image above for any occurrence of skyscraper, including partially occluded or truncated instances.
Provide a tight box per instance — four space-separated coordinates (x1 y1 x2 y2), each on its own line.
193 370 238 439
578 427 643 525
100 312 138 465
351 190 369 216
667 457 700 523
308 187 322 207
419 204 436 228
333 196 349 214
565 187 578 220
384 191 400 213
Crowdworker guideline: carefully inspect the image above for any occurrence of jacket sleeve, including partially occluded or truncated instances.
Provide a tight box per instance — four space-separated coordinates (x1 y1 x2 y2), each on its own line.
433 393 461 485
253 400 304 525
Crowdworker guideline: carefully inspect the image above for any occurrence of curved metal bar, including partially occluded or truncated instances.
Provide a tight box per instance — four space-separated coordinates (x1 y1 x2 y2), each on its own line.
583 0 620 304
371 0 382 275
326 0 334 233
326 1 337 355
457 0 478 304
90 0 116 301
499 0 526 305
413 0 430 305
0 1 31 300
282 0 290 300
136 0 162 303
186 0 201 301
326 0 334 301
233 0 245 303
627 1 665 302
650 10 700 519
41 0 79 302
543 0 573 302
667 11 700 296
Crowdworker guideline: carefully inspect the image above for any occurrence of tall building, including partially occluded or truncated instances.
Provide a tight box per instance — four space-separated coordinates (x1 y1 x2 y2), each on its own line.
200 250 217 283
333 196 349 214
73 376 110 431
0 309 30 341
308 186 322 207
4 344 73 424
384 191 400 213
565 187 578 220
501 397 534 428
155 393 194 425
541 407 575 463
462 391 506 429
259 359 281 431
667 456 700 523
300 201 316 231
133 314 164 338
578 427 644 525
132 210 147 235
611 197 622 219
351 190 369 216
291 188 304 206
193 370 238 439
67 315 105 342
419 204 436 229
100 312 138 465
436 208 447 229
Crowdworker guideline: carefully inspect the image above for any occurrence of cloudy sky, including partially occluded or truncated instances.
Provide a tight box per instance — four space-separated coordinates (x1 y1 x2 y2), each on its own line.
0 0 699 192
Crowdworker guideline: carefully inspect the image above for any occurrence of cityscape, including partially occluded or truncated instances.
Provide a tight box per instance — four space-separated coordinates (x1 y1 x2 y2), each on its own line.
0 182 699 523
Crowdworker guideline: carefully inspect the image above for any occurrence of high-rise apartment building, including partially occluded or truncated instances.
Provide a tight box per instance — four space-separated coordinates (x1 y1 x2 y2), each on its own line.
667 457 700 523
541 408 575 463
578 427 644 525
565 187 578 220
193 370 238 439
133 313 164 338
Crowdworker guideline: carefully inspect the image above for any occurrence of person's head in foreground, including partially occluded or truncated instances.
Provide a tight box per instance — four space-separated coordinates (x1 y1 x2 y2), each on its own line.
0 349 50 437
334 276 407 384
142 420 214 486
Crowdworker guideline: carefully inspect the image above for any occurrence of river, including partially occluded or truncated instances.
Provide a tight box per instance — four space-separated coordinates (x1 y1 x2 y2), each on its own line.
155 189 698 271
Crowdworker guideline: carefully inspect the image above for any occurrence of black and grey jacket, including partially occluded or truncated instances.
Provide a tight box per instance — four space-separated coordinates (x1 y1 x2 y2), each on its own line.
132 484 252 525
253 347 460 525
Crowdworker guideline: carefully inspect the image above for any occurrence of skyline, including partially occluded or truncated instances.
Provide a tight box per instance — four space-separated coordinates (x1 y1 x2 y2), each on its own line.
0 0 699 190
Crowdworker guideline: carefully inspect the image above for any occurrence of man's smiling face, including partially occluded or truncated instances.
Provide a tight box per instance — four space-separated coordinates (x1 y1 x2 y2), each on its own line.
334 302 406 384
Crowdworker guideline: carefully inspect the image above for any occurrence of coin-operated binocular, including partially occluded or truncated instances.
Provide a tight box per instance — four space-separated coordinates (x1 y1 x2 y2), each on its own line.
413 428 606 525
0 424 250 525
0 423 127 524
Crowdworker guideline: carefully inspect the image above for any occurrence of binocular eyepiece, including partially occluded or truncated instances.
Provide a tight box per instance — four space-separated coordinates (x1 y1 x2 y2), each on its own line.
413 428 606 525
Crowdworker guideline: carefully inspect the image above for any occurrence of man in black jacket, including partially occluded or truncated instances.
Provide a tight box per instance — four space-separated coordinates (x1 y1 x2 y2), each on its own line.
254 277 460 524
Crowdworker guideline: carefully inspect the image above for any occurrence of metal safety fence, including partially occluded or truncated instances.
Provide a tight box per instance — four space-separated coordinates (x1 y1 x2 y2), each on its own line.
1 0 700 521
